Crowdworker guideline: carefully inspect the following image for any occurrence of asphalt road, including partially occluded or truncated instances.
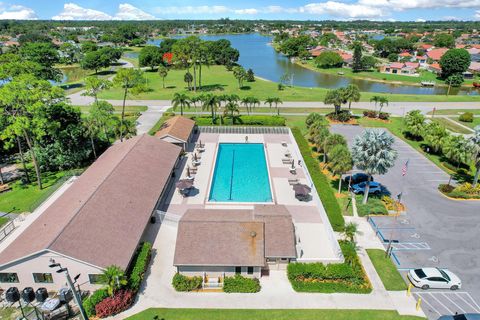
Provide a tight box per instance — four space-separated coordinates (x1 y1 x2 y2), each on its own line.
331 124 480 304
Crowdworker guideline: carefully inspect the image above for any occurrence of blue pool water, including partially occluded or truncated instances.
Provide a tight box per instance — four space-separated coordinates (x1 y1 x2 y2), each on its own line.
209 143 272 202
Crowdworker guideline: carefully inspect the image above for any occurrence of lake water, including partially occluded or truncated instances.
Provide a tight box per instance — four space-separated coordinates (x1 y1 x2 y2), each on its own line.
147 34 478 96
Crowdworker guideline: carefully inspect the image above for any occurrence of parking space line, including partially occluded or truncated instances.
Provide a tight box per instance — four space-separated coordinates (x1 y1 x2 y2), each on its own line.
457 292 480 312
441 293 466 314
428 292 454 315
416 294 442 317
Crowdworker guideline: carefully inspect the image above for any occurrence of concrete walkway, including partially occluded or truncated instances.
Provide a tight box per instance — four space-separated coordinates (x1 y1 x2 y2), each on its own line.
136 105 171 135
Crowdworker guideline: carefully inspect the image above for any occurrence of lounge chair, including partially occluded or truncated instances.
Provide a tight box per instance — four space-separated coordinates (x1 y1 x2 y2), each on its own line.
282 158 292 164
288 178 299 185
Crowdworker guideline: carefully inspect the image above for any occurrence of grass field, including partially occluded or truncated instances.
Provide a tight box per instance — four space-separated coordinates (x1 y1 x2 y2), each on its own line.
459 117 480 129
98 65 480 102
77 105 148 113
367 249 408 291
126 308 425 320
427 109 480 115
432 117 473 134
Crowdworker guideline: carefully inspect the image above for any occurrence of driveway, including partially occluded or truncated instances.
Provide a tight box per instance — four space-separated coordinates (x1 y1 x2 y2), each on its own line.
331 124 480 303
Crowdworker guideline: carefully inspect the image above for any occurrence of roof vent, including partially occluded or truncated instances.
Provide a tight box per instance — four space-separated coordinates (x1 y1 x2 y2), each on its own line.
250 231 257 238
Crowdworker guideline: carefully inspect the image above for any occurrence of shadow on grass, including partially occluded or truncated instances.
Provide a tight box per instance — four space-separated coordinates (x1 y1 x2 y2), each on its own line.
240 86 251 91
95 70 116 76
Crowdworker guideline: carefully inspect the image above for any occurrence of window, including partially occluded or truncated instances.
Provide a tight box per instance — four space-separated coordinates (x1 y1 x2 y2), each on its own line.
89 274 103 284
0 273 19 283
33 273 53 283
247 267 254 275
235 267 241 274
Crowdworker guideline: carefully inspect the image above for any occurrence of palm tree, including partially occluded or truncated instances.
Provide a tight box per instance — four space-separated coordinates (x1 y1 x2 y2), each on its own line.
351 129 398 204
265 97 283 115
250 97 260 114
377 97 389 116
158 65 169 89
306 113 327 129
82 76 112 103
423 122 447 154
328 144 353 194
240 97 250 115
324 88 347 114
202 93 219 124
324 133 347 163
223 101 240 125
370 95 381 113
442 135 470 169
470 126 480 187
342 222 359 243
100 265 128 296
171 92 190 116
83 115 99 159
184 72 193 90
404 110 426 139
344 84 361 110
226 94 240 104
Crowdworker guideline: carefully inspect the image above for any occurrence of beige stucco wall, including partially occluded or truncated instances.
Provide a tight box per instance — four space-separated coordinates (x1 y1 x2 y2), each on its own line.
0 251 104 293
177 266 261 278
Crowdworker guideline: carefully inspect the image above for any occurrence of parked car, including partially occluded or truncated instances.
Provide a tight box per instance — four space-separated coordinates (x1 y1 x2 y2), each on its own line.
408 268 461 290
343 173 373 185
350 181 382 195
438 314 480 320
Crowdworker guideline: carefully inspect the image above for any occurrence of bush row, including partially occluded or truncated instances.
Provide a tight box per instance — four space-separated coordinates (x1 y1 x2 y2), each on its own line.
172 273 203 292
355 196 388 217
83 288 109 317
363 110 390 120
128 242 152 292
439 183 480 199
291 127 345 231
192 115 286 127
326 110 352 122
223 274 261 293
95 290 135 318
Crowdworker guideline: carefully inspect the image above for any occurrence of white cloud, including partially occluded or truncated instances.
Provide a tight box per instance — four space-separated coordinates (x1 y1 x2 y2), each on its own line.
114 3 155 20
416 18 426 22
155 6 229 15
234 8 258 14
0 4 37 19
264 5 299 14
358 0 480 10
301 2 385 18
476 10 480 19
52 3 112 20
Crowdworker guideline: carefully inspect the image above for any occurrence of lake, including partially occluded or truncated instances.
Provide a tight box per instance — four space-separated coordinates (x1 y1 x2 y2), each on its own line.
147 33 478 96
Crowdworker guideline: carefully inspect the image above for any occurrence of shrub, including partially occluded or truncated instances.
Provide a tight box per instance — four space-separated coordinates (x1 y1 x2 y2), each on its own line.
83 288 109 317
172 273 202 292
327 110 351 122
454 182 480 195
363 110 377 118
459 112 474 123
356 196 388 217
378 112 390 120
95 290 134 318
292 127 345 231
223 274 261 293
438 183 455 194
128 242 152 292
192 115 285 127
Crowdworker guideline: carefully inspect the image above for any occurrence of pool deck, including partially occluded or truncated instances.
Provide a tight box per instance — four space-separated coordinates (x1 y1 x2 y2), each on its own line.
162 131 341 264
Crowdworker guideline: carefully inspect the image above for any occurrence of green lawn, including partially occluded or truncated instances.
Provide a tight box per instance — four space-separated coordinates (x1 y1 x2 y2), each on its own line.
0 169 82 213
98 65 480 103
367 249 408 291
432 117 473 134
355 195 388 217
300 59 476 86
427 109 480 115
77 105 148 113
126 308 424 320
456 117 480 129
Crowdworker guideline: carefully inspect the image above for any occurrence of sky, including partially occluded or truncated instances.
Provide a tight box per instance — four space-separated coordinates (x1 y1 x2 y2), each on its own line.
0 1 479 22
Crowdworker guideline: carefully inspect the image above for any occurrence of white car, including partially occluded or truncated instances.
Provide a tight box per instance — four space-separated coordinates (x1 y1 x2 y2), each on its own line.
408 268 461 290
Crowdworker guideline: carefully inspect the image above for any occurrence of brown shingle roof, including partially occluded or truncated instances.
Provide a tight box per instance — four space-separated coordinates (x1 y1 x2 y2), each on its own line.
0 135 181 269
154 116 195 143
173 207 296 267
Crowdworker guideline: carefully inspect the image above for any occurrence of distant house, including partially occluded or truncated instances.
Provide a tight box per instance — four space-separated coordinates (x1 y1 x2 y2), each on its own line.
337 51 353 67
174 206 296 279
399 52 412 60
154 116 196 150
428 63 442 75
469 61 480 74
0 135 181 291
427 48 449 62
419 44 434 51
380 62 419 75
309 45 326 57
416 55 428 64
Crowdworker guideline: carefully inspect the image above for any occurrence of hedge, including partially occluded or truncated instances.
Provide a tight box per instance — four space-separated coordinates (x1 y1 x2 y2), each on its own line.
291 127 345 231
355 196 388 217
83 288 109 317
223 274 261 293
128 242 152 292
172 273 202 292
192 115 286 127
95 290 135 318
287 242 371 293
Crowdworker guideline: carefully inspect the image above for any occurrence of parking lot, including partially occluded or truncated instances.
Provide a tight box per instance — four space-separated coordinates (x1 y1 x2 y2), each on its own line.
413 291 480 319
332 124 480 319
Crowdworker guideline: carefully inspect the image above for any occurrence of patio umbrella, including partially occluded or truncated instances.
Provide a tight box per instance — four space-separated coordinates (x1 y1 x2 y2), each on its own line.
186 166 191 177
199 140 203 148
293 183 311 196
176 179 194 190
194 153 198 161
291 159 295 169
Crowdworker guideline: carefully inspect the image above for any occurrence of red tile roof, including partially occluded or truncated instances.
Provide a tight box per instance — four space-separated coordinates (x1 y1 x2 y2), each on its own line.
399 52 412 57
427 48 449 61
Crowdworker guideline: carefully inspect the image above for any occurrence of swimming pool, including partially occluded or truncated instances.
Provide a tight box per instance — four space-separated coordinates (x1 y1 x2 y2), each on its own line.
209 143 272 202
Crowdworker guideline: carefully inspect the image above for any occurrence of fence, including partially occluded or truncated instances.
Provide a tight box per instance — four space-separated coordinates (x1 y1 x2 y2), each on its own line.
156 210 181 227
0 220 15 243
199 126 289 135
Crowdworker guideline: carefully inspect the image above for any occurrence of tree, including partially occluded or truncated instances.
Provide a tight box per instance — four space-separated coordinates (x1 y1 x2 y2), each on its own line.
246 68 255 82
82 77 111 103
202 94 219 124
370 96 381 113
387 53 399 62
265 97 283 115
351 129 398 204
184 72 193 90
223 101 240 125
404 110 425 139
344 84 361 110
233 66 247 89
445 74 464 87
378 97 389 115
139 46 163 70
328 144 353 194
324 88 347 114
81 50 110 74
19 42 61 81
439 48 470 79
158 65 169 89
434 33 455 48
113 69 146 142
441 135 470 169
83 114 99 159
470 126 480 187
100 266 128 297
352 43 363 72
361 56 378 70
59 42 80 65
171 93 190 116
342 222 359 243
306 113 327 129
423 122 447 154
324 133 347 163
89 101 116 140
316 51 344 68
